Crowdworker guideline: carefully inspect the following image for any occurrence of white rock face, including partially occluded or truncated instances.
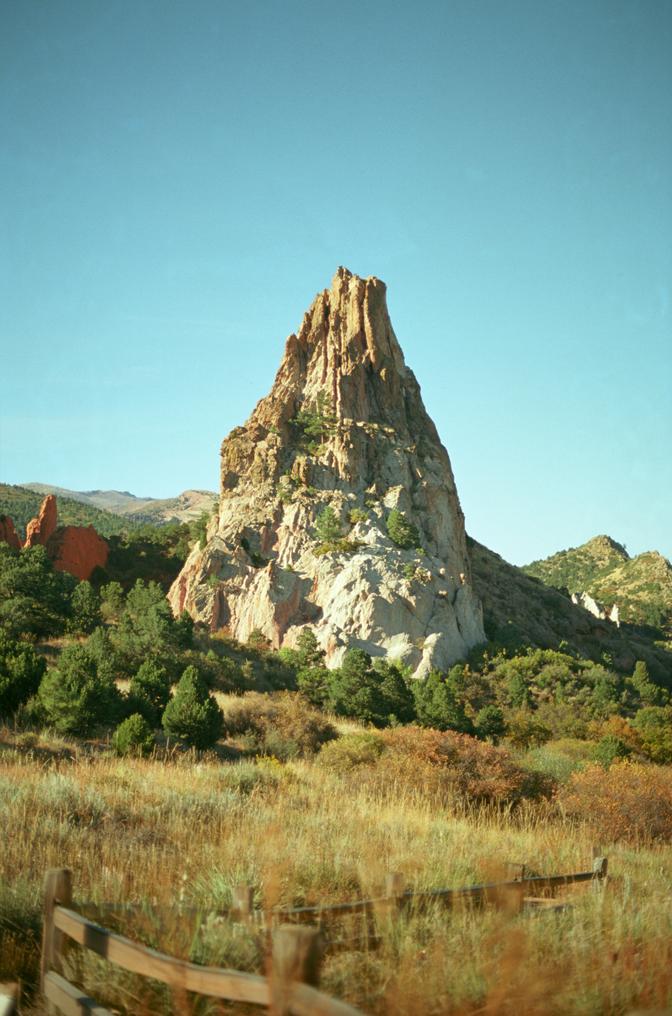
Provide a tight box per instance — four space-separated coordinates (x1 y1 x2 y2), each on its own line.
169 267 485 676
571 591 620 627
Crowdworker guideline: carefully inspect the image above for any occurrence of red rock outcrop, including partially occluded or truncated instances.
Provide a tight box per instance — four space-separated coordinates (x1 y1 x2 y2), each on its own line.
0 515 21 551
0 494 109 580
24 495 58 548
46 526 109 581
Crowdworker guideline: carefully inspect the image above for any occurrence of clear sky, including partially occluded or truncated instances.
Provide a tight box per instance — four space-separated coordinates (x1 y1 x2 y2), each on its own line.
1 0 670 566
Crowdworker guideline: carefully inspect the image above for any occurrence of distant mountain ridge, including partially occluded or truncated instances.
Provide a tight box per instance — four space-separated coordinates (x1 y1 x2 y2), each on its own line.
22 484 217 526
0 484 142 540
523 535 672 633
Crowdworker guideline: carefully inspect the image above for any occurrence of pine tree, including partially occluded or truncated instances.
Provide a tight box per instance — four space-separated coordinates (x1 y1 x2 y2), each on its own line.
162 665 223 748
68 581 102 635
314 506 343 543
386 510 421 550
129 660 171 725
38 644 122 734
112 714 155 757
0 629 46 717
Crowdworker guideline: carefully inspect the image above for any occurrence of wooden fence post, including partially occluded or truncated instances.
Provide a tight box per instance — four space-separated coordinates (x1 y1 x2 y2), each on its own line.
271 925 322 1016
592 855 608 890
0 984 18 1016
232 884 254 922
385 871 406 914
40 868 73 1001
505 862 527 881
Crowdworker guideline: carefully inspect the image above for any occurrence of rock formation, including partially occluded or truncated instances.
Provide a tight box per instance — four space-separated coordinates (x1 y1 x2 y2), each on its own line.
0 515 21 551
46 526 109 581
571 591 620 627
169 267 485 675
0 495 109 581
24 494 57 547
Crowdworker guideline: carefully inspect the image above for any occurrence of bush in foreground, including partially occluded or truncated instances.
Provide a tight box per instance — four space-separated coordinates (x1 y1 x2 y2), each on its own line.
559 760 672 843
37 644 122 735
162 666 223 749
128 660 171 725
318 732 385 773
369 726 554 806
0 629 46 718
112 714 155 757
223 691 337 759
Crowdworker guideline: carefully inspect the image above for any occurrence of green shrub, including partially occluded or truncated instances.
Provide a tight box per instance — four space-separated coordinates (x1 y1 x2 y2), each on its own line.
112 714 155 757
413 670 472 733
128 660 171 725
348 508 368 525
291 394 336 454
386 509 421 550
100 580 125 621
314 506 343 543
318 732 385 773
37 644 122 735
474 705 506 743
523 738 594 783
592 735 631 768
313 539 363 557
67 581 102 635
297 665 330 709
633 706 672 763
162 666 224 749
505 711 552 749
327 650 384 726
0 630 46 718
631 660 668 706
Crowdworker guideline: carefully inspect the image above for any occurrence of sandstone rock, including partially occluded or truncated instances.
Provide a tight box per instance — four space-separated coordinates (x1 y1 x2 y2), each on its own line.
0 515 21 551
46 525 109 581
24 495 57 547
169 267 485 675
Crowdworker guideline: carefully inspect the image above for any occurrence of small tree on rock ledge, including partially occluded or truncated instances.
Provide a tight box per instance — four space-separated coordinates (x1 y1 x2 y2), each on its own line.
314 506 343 543
386 509 421 550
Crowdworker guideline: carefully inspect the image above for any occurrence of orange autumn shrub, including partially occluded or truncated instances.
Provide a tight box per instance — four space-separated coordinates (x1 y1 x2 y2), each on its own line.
375 726 553 806
559 760 672 844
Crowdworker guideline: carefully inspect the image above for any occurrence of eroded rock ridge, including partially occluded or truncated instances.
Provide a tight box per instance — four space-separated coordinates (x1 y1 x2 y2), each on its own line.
169 268 485 674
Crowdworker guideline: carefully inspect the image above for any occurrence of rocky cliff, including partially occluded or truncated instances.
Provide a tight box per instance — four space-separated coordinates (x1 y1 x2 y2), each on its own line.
169 267 484 675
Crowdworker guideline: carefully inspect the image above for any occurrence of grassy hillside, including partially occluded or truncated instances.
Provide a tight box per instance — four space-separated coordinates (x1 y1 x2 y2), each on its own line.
523 535 672 631
469 537 672 681
0 484 142 539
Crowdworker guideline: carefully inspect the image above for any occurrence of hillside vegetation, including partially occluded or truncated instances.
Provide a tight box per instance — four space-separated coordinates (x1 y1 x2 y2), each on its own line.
469 537 672 682
0 484 142 540
523 535 672 632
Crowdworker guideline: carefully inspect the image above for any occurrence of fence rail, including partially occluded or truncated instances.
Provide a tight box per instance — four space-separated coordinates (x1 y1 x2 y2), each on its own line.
40 857 608 1015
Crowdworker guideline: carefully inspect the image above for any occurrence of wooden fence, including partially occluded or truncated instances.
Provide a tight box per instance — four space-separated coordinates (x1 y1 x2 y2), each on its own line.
40 857 608 1015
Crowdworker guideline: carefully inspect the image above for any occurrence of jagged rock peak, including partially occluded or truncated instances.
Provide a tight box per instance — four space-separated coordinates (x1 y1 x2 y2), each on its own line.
170 268 485 676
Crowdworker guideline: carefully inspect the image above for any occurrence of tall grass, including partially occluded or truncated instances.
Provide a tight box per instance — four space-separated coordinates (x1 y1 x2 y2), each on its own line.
1 727 671 1013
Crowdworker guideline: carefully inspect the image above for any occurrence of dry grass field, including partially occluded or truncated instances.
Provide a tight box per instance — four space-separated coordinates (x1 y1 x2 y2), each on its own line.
1 721 672 1015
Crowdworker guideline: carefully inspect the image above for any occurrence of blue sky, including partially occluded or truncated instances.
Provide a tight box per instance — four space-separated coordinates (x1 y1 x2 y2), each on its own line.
1 0 670 565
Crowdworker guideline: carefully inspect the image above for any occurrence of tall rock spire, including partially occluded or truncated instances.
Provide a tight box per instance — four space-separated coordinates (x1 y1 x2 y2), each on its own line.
169 269 484 675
